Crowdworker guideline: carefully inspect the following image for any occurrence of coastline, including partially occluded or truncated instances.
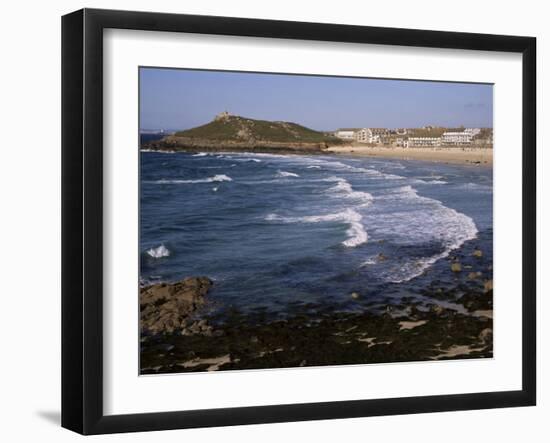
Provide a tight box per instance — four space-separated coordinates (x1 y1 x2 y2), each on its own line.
141 144 493 166
140 241 493 373
326 145 493 166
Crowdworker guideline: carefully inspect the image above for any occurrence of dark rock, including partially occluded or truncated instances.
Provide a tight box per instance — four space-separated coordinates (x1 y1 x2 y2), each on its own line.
457 292 493 312
468 271 482 280
478 328 493 344
140 277 213 335
430 304 445 316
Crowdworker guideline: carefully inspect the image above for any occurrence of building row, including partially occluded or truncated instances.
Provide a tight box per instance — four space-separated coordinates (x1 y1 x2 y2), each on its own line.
333 127 487 147
334 128 391 144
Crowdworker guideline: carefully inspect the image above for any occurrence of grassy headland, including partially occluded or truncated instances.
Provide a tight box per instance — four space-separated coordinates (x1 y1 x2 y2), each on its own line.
143 112 342 154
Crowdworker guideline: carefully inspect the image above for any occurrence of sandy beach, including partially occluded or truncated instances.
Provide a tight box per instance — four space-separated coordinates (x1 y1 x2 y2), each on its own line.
327 145 493 165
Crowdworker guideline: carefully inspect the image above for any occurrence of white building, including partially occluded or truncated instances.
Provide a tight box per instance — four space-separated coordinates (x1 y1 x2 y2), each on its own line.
355 128 389 144
464 128 481 136
334 129 358 140
441 131 474 145
405 137 441 147
395 137 405 147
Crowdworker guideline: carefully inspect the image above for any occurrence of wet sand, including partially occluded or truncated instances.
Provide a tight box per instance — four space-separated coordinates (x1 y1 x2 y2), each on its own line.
327 146 493 165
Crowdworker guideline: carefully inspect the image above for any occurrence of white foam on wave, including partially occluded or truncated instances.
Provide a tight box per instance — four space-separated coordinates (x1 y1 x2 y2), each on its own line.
361 255 378 265
192 152 207 157
146 244 170 258
322 161 405 180
153 174 233 184
417 175 444 180
222 152 290 160
234 158 262 163
323 176 374 207
140 149 176 154
276 170 300 178
363 184 478 282
413 178 448 185
265 208 367 247
459 182 492 192
385 163 406 170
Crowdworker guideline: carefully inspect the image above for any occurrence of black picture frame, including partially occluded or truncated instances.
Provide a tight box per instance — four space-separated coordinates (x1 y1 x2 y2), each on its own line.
62 8 536 435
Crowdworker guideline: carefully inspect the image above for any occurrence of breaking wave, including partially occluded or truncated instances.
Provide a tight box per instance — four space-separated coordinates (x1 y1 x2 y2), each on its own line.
459 182 492 192
276 170 300 178
152 174 233 184
323 176 374 207
146 244 170 258
365 184 478 282
266 208 367 248
414 179 448 185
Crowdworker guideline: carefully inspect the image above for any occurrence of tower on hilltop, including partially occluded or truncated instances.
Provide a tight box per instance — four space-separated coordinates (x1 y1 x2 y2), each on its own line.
215 110 231 121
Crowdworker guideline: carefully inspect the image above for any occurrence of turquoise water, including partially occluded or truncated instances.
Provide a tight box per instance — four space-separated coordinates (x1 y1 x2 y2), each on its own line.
140 151 492 316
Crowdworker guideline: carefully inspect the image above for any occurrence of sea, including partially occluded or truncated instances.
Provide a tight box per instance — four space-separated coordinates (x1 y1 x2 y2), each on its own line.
140 150 493 318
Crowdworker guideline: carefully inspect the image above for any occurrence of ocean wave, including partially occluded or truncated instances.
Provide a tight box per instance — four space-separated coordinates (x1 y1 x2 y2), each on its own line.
361 255 378 265
413 179 448 185
327 162 405 180
459 182 492 192
364 184 478 282
146 244 170 258
140 149 176 154
140 276 164 287
375 184 416 198
222 152 290 160
152 174 233 184
192 152 208 157
265 208 367 248
233 157 262 163
323 177 374 207
276 170 300 178
417 175 444 180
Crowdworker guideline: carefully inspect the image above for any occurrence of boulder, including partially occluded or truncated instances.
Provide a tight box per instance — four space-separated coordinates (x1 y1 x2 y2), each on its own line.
451 262 462 272
478 328 493 345
140 277 213 335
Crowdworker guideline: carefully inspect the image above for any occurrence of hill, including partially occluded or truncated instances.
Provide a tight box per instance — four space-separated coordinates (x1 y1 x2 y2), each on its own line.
142 112 342 154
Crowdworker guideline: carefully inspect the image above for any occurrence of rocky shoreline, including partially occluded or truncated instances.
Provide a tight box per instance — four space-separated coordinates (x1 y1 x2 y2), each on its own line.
140 256 493 374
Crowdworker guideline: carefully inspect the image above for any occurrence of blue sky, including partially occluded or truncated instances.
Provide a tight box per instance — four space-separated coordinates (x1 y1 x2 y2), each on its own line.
139 68 493 131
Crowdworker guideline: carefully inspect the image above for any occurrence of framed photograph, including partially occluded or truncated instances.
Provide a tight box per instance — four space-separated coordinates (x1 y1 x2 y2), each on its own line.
62 8 536 434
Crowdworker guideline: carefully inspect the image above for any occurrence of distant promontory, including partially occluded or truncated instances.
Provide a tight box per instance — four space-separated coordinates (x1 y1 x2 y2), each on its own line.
142 112 343 154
